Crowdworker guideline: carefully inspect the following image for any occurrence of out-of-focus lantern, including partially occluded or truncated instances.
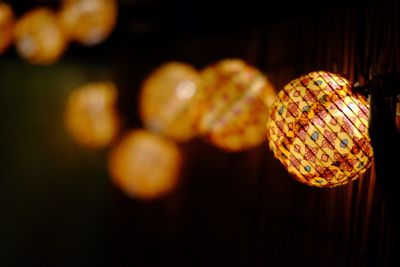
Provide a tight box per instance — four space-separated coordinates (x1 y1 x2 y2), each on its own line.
0 2 14 54
198 59 276 152
139 62 204 142
108 130 181 200
267 71 373 188
65 82 120 148
59 0 117 46
14 8 67 64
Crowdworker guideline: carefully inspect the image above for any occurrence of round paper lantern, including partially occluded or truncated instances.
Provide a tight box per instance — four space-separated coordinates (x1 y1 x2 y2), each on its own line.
14 8 67 64
59 0 117 46
0 2 14 54
139 62 204 142
267 71 373 188
65 82 120 148
108 130 181 200
198 59 276 152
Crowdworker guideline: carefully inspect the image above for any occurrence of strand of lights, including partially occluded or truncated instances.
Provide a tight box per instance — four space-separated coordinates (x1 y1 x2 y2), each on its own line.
0 0 117 64
65 62 377 200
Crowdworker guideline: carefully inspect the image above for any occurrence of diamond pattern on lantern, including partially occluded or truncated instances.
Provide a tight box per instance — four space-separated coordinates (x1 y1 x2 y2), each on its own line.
321 154 329 162
266 71 373 188
294 144 301 153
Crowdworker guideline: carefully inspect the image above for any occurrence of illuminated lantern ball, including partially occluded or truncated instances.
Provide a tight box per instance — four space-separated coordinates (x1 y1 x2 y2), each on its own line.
14 8 67 64
59 0 117 46
0 2 14 54
108 130 182 200
139 62 204 142
65 82 120 148
267 71 373 188
198 59 276 152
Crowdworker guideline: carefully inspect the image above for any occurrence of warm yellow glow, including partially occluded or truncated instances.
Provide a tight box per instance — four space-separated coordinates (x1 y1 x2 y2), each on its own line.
139 62 204 142
267 71 373 188
14 8 67 64
0 2 14 54
198 58 276 152
108 130 181 200
64 82 120 148
59 0 117 46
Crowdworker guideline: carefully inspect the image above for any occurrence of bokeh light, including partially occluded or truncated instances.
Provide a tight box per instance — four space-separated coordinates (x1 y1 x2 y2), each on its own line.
198 58 276 152
64 82 120 149
108 130 182 200
139 62 204 142
0 2 14 54
267 71 373 188
59 0 118 46
14 8 67 64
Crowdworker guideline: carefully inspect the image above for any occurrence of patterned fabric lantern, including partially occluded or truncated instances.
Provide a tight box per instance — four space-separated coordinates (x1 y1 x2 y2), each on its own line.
139 62 204 142
267 71 373 188
108 130 181 200
0 2 14 54
14 8 67 64
65 82 120 148
198 59 276 152
59 0 117 46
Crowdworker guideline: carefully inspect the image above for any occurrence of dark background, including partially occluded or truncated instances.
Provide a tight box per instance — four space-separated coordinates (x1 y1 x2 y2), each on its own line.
0 0 399 266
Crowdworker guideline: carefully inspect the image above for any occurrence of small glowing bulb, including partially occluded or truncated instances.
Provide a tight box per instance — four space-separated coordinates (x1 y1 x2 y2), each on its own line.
0 2 14 54
59 0 118 46
108 130 181 200
64 82 120 148
14 8 67 64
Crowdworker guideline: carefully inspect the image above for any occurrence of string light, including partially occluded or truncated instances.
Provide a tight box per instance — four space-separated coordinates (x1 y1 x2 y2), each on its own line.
267 71 373 187
64 82 120 148
59 0 118 46
108 130 182 200
139 62 204 142
198 59 276 152
14 8 67 64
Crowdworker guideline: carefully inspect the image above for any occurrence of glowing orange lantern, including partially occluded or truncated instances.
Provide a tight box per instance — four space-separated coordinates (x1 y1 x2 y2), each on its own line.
267 71 373 187
108 130 181 200
0 2 14 54
198 59 276 152
65 82 120 148
139 62 204 142
14 8 67 64
59 0 117 46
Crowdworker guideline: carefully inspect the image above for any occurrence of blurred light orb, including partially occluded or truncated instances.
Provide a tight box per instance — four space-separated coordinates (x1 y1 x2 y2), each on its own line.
267 71 373 188
198 59 276 152
14 8 67 64
65 82 120 148
108 130 181 200
139 62 204 142
0 2 14 54
59 0 117 46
